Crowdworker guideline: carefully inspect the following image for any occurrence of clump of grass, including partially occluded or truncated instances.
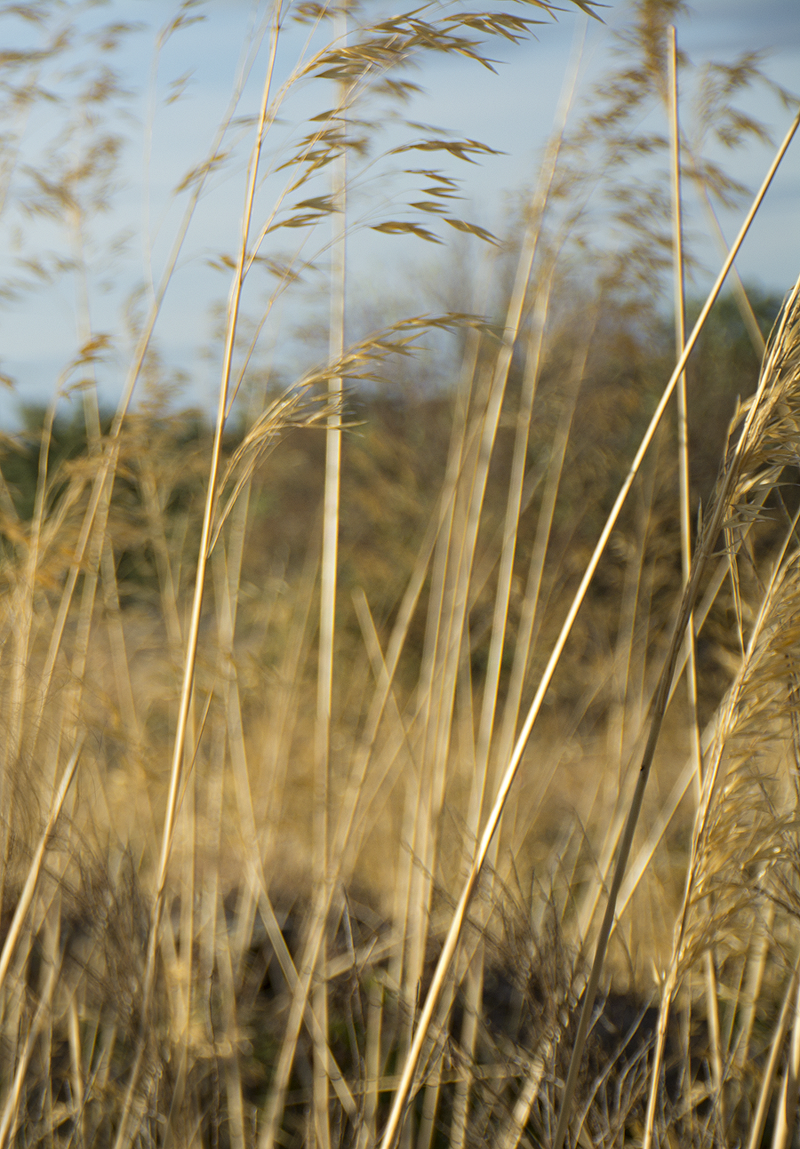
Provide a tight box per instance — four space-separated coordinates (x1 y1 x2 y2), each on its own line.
0 2 799 1148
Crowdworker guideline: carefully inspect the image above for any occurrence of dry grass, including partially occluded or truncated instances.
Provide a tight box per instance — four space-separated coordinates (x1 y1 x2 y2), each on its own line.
0 1 799 1147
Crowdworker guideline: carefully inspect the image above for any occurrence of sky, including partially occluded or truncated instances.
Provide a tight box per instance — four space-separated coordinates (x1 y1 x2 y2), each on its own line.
0 0 796 424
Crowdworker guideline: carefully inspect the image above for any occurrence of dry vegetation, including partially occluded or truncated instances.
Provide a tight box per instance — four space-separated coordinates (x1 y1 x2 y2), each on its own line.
0 1 800 1147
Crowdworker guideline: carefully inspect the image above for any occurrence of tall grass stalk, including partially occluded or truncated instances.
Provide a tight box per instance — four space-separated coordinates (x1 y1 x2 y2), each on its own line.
112 29 282 1149
314 8 349 1143
669 22 725 1115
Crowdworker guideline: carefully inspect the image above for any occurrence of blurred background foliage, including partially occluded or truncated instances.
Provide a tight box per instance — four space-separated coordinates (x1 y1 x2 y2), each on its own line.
0 282 783 719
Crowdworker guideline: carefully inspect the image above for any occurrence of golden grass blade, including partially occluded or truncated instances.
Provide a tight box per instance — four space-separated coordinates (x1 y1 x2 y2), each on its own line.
112 26 284 1147
314 8 349 1139
698 178 767 358
669 24 725 1114
495 380 579 774
471 273 554 825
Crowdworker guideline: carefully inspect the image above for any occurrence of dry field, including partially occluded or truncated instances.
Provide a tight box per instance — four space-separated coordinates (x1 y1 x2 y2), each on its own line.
0 1 799 1147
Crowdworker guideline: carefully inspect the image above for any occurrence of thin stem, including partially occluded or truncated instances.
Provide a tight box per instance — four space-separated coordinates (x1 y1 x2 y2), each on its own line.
314 7 348 1142
671 20 725 1119
112 12 284 1146
641 35 720 1148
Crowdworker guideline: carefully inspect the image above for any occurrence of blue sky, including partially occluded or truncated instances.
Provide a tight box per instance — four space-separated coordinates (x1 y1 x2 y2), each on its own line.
0 0 797 423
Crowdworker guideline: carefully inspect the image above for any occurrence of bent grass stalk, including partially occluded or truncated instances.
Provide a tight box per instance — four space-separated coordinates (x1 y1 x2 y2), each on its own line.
112 27 283 1147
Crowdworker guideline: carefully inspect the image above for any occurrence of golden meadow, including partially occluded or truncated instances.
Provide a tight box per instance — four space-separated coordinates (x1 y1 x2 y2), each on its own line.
0 2 798 1147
